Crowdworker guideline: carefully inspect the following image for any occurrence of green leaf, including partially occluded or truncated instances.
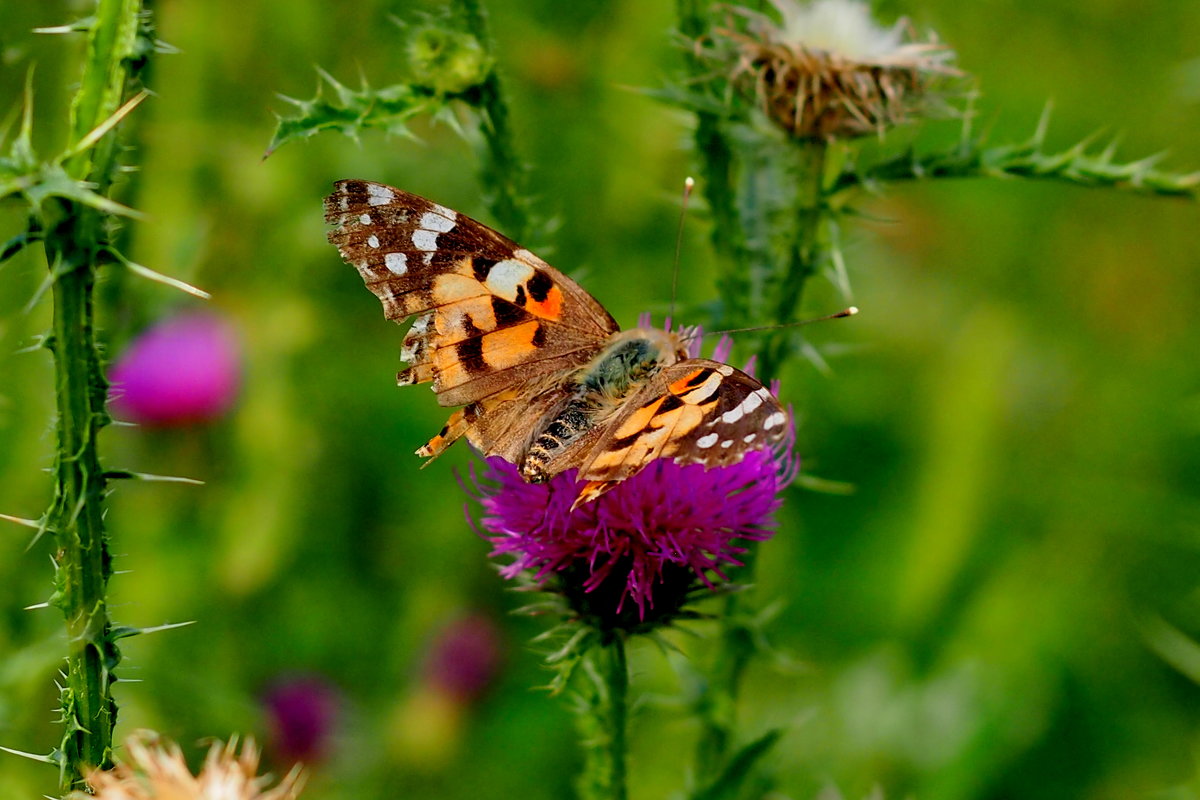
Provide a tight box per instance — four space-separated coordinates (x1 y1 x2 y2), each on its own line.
690 728 784 800
264 68 436 157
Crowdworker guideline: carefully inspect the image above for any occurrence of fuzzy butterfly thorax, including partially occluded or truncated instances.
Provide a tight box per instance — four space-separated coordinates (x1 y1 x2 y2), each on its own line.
325 180 790 506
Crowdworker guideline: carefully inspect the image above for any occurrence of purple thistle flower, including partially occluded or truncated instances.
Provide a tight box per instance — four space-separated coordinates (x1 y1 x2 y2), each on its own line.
108 311 241 427
262 675 341 767
470 328 796 628
422 613 506 704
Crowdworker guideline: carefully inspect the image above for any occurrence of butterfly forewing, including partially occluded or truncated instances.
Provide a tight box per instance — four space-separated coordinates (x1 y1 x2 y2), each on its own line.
325 180 618 408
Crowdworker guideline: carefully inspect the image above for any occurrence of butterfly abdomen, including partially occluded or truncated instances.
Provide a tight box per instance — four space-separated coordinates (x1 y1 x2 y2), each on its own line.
518 328 689 482
520 399 596 482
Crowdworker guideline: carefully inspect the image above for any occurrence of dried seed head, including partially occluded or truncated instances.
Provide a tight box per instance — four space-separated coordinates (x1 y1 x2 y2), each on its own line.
76 732 305 800
721 0 957 140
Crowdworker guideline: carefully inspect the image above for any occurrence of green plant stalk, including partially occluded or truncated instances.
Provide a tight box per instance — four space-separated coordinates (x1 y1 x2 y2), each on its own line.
759 140 828 381
578 636 630 800
454 0 534 244
44 0 144 791
691 138 828 781
676 0 750 325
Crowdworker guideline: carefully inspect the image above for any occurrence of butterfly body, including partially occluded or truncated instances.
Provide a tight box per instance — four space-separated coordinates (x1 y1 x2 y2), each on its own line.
325 180 789 506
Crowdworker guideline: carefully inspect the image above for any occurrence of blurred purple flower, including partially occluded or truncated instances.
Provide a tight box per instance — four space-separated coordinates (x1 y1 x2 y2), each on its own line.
108 311 241 427
422 613 506 704
263 675 340 766
470 327 797 627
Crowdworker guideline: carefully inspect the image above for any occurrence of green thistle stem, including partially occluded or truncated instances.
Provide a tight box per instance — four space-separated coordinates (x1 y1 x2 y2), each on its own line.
43 0 144 791
759 140 828 381
455 0 535 244
677 0 749 325
578 636 630 800
607 637 629 800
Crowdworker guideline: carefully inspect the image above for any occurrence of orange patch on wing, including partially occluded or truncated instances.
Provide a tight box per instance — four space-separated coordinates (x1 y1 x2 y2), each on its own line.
432 273 489 305
479 320 541 370
434 348 471 387
613 397 666 439
573 480 616 508
417 407 470 459
436 296 497 340
678 372 723 404
524 285 563 321
668 369 707 395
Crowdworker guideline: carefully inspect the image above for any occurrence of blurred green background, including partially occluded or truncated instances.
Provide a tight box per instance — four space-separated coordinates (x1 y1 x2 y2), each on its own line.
2 1 1199 798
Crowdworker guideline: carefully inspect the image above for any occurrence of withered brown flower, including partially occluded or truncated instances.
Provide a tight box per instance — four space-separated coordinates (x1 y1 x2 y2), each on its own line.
76 732 304 800
722 0 956 139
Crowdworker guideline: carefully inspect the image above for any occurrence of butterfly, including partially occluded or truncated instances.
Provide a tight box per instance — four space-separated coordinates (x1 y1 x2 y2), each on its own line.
324 180 790 507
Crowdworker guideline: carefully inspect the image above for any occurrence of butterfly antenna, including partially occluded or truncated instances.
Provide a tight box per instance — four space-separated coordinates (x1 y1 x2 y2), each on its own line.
705 306 859 337
669 176 695 326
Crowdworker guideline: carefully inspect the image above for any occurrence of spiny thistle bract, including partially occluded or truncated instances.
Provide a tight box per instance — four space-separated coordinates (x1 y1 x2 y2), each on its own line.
715 0 957 139
73 732 304 800
469 332 798 631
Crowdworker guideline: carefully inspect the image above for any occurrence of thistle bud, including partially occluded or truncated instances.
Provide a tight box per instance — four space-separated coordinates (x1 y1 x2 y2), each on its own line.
406 25 493 95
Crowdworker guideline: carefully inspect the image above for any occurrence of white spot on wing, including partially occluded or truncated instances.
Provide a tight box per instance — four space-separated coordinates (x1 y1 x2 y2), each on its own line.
412 229 438 251
359 213 371 225
367 184 394 205
421 210 456 233
697 433 719 449
721 439 734 448
485 259 535 298
385 252 408 275
743 433 757 443
764 411 786 429
367 234 380 249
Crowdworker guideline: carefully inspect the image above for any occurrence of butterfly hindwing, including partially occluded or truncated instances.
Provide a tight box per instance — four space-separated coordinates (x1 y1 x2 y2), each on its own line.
574 359 788 504
325 180 618 407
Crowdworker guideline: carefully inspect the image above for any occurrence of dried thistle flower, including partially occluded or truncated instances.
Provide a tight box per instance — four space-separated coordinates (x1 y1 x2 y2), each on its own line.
76 732 304 800
721 0 957 139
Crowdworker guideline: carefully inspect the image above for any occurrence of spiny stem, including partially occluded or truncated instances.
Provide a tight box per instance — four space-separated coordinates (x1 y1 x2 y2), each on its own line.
607 636 629 800
455 0 535 244
759 139 828 380
576 635 631 800
44 0 145 791
830 135 1200 199
677 0 749 326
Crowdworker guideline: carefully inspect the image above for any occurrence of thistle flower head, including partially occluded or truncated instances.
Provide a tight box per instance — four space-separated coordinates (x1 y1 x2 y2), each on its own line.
77 732 304 800
470 328 796 630
263 676 341 766
109 311 242 427
422 613 506 704
719 0 957 139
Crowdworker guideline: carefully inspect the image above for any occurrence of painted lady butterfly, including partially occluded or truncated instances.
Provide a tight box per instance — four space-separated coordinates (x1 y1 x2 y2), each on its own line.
325 180 790 507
